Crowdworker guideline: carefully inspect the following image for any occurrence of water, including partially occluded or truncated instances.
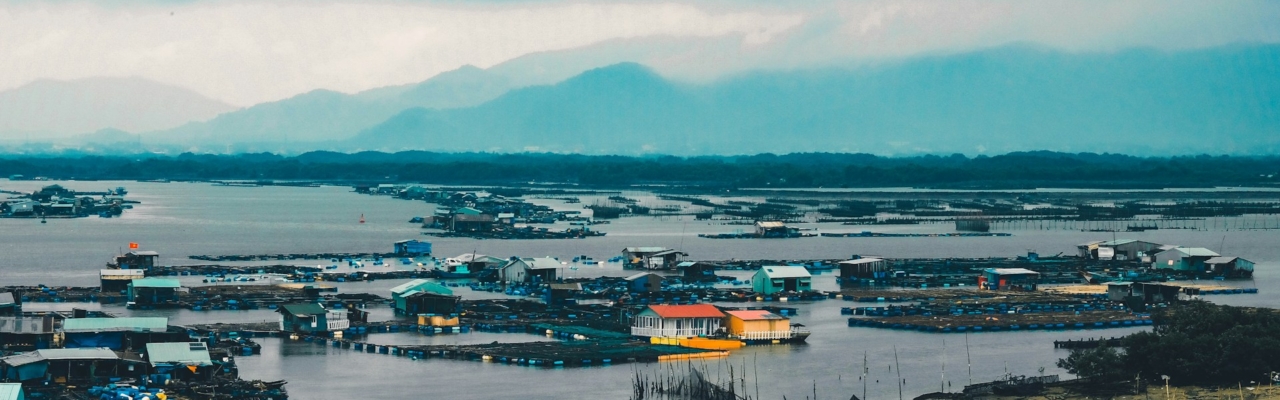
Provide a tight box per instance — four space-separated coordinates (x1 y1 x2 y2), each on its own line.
3 180 1278 399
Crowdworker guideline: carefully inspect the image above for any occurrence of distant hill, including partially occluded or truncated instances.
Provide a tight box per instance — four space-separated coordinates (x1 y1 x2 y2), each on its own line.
348 44 1280 155
0 77 235 139
143 65 516 146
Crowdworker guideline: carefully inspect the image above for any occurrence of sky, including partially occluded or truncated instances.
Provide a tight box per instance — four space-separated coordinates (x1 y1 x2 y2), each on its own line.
2 0 1279 106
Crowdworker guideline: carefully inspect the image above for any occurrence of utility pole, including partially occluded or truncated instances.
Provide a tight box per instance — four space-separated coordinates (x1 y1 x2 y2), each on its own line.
894 345 903 400
965 333 972 385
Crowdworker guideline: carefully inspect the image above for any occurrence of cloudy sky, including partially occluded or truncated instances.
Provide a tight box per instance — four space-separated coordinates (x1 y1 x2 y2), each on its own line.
3 0 1278 106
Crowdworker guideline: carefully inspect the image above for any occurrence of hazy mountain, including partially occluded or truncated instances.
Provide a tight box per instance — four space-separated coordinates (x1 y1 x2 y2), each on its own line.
0 77 234 139
349 44 1280 155
145 65 517 146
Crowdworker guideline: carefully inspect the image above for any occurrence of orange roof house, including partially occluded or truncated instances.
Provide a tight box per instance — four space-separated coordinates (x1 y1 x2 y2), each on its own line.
631 304 724 338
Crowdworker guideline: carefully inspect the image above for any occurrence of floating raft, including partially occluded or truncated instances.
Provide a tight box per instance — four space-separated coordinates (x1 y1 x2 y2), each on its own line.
847 311 1151 333
302 335 725 368
820 232 1013 238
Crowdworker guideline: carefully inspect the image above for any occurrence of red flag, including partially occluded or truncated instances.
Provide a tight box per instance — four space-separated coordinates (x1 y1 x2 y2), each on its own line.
129 242 139 249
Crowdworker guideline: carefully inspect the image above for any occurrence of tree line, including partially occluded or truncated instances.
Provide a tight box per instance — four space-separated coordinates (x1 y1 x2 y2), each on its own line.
0 151 1276 188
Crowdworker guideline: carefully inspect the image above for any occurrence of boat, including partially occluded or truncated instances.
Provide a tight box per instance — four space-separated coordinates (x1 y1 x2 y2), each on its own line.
434 259 479 278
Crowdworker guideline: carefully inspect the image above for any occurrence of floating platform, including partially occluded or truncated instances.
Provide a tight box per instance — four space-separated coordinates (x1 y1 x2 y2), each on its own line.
820 232 1013 238
847 310 1151 333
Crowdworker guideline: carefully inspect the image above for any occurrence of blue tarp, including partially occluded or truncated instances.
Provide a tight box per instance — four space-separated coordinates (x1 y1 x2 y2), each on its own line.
63 332 123 350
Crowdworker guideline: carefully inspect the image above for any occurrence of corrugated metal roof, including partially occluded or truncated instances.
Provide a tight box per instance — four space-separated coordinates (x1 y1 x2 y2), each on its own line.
2 348 120 366
0 383 22 400
985 268 1040 276
130 278 180 288
0 293 13 305
759 266 811 279
725 310 786 321
647 304 725 319
100 269 145 278
523 257 562 270
390 279 428 294
548 283 582 291
1204 256 1238 264
129 251 159 256
1177 247 1220 257
755 221 786 228
1100 239 1137 246
390 280 453 296
838 258 884 265
279 303 327 316
145 342 212 366
624 247 671 254
625 273 662 281
62 317 168 332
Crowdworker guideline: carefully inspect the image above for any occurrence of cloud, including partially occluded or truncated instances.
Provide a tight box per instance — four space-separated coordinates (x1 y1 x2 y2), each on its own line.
2 0 1277 106
0 1 803 105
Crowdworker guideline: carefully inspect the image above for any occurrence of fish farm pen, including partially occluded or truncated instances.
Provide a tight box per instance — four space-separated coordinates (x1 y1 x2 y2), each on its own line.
1053 337 1126 349
847 311 1150 332
188 252 409 262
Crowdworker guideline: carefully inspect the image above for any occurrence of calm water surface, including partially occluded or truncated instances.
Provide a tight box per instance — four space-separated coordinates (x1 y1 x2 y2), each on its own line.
3 180 1277 399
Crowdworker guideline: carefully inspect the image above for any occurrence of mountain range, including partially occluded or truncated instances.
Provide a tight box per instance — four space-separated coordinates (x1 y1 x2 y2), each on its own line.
347 44 1280 155
0 77 234 140
4 43 1278 155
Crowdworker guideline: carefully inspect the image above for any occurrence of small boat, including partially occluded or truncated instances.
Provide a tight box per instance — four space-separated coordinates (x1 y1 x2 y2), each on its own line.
434 263 477 279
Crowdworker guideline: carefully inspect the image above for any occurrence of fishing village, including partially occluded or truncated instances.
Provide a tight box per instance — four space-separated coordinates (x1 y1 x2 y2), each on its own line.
2 180 1277 400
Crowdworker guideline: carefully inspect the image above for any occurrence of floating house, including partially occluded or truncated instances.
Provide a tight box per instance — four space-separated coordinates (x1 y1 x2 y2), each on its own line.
723 310 808 342
979 268 1040 291
389 279 458 315
100 269 145 293
838 257 890 281
546 283 582 306
621 247 687 270
0 316 55 351
630 304 725 338
1106 282 1134 302
0 293 16 316
0 348 141 384
61 317 174 351
277 303 349 333
439 253 507 278
109 251 159 271
1076 241 1105 259
754 221 797 238
678 261 717 282
1203 256 1255 278
144 342 214 380
497 212 516 225
393 240 432 256
497 257 561 283
450 213 495 232
625 273 665 293
751 266 812 294
1108 282 1188 304
0 383 24 400
127 278 181 306
1152 247 1220 271
1097 239 1165 261
4 200 38 216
